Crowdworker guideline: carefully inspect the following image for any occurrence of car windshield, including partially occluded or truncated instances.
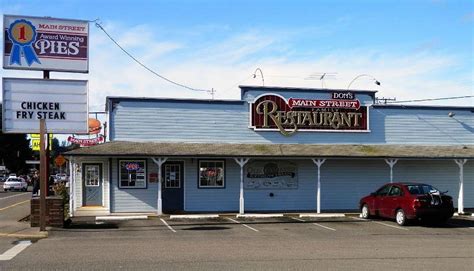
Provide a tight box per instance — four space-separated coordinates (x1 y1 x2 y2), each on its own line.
406 184 439 195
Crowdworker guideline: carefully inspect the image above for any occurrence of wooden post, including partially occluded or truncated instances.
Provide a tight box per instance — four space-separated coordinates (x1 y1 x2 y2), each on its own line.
39 119 47 231
234 158 249 215
152 157 167 215
312 159 326 214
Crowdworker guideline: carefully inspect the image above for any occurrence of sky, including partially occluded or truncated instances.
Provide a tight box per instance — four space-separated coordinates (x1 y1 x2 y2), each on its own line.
1 0 473 111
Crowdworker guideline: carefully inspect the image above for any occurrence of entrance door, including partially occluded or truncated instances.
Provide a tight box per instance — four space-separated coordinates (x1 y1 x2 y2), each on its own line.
83 163 103 206
162 161 184 213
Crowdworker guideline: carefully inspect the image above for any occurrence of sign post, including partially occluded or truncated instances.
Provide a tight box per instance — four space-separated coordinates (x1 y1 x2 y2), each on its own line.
39 119 46 231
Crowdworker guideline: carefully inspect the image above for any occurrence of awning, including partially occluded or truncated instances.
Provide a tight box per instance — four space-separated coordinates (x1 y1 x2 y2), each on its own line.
65 141 474 159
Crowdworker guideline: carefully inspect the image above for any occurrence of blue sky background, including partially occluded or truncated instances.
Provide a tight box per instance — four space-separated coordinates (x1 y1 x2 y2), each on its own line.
1 0 473 108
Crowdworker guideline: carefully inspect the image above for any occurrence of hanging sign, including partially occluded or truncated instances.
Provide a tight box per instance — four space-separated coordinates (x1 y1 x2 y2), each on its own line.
245 161 298 189
2 78 88 134
88 118 102 134
249 93 369 136
3 15 89 73
30 133 53 151
67 135 104 147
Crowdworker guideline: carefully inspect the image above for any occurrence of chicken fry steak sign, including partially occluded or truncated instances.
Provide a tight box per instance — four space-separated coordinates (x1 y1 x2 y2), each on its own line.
250 93 369 136
3 15 89 72
2 78 88 134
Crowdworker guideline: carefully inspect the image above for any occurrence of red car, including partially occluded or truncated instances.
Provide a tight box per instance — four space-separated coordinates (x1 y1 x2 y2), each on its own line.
359 182 454 226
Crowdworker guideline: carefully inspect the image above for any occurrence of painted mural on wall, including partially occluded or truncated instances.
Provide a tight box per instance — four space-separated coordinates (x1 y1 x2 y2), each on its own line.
245 161 298 189
249 92 369 136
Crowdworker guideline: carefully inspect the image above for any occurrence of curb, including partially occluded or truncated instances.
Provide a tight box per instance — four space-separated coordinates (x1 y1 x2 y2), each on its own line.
96 215 148 221
299 213 346 218
169 214 219 219
0 231 48 239
237 214 284 218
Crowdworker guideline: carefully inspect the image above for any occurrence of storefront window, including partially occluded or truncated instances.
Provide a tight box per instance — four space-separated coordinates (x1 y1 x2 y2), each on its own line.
199 160 225 188
119 160 147 188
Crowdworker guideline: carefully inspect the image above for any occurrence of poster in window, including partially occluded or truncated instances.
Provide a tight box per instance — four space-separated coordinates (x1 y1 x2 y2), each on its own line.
245 161 298 189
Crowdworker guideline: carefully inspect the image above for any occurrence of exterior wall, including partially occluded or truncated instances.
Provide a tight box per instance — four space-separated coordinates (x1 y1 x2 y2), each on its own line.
110 158 158 213
110 100 473 146
72 157 110 210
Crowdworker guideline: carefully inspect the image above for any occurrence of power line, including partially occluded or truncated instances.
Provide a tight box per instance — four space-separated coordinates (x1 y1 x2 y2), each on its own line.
94 21 208 93
386 95 473 104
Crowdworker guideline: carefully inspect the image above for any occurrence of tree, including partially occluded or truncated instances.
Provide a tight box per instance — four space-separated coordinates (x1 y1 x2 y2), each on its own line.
0 103 33 174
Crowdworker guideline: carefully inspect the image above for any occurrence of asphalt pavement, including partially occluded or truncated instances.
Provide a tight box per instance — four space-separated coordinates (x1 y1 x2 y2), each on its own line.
1 213 473 270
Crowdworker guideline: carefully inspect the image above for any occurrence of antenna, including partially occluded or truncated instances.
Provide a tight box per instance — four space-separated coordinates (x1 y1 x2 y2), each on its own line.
207 88 216 100
305 72 337 88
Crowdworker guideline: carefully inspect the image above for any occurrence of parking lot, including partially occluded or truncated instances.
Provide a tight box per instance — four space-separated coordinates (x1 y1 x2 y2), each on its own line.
2 214 474 270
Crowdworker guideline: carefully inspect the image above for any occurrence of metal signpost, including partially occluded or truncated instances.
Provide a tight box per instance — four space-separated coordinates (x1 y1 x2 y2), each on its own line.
2 14 89 231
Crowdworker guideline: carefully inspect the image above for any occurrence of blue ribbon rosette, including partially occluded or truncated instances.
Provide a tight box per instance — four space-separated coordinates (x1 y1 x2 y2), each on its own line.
7 19 41 66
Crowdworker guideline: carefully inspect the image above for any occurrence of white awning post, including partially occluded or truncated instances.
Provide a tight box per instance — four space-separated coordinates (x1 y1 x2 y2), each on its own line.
312 158 326 214
68 157 74 217
234 158 250 215
454 159 467 214
152 157 168 216
385 159 398 183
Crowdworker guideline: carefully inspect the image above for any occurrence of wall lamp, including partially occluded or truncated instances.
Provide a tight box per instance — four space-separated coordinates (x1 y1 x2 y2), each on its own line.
347 74 381 90
253 68 265 86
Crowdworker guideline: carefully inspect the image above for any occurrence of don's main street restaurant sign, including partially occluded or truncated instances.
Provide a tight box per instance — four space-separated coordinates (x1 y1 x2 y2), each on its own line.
250 92 369 136
3 15 89 72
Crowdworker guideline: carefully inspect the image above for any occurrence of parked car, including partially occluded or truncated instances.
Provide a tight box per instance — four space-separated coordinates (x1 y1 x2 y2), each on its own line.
359 182 454 226
3 177 28 192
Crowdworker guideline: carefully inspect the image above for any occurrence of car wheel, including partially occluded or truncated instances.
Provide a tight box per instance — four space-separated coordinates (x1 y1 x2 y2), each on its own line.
395 209 408 226
361 204 371 219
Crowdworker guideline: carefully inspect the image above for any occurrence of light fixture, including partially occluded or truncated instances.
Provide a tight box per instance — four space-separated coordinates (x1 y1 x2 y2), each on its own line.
253 68 265 86
347 74 381 90
448 112 456 118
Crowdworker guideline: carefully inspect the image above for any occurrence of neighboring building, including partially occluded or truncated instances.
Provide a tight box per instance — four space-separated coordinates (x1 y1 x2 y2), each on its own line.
66 86 474 216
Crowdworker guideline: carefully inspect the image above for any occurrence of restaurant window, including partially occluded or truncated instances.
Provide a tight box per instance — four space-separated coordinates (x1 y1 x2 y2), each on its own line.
199 160 225 188
119 160 147 188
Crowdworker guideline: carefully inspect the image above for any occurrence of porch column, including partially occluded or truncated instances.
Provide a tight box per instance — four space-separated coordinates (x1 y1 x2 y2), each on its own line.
454 159 467 214
152 157 168 215
234 158 250 215
68 157 74 217
385 159 398 183
312 158 326 214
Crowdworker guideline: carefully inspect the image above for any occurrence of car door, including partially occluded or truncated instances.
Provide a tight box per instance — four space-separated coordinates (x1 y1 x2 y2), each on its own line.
373 185 391 216
384 185 403 218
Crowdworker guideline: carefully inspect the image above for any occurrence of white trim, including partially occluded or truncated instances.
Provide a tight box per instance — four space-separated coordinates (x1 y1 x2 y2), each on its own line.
170 214 219 219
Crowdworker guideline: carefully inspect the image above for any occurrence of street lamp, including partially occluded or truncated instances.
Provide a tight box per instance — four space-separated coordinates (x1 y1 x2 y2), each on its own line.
347 74 381 90
253 68 265 86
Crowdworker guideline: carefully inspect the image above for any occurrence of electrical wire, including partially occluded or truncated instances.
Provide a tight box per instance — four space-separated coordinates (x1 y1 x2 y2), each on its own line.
386 95 474 104
93 21 208 93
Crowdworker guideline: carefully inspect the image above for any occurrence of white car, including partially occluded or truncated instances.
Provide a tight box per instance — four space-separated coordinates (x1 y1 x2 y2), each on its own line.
54 173 68 183
3 178 28 192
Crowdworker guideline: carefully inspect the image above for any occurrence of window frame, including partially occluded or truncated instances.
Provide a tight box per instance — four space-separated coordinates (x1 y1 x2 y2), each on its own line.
163 163 182 189
197 159 226 189
118 159 148 189
84 164 101 187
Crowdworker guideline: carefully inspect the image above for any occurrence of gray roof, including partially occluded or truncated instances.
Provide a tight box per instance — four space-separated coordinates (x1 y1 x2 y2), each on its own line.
65 141 474 159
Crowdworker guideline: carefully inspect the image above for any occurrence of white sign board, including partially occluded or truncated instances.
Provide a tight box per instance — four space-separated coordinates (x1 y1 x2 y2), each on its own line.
3 15 89 73
2 78 88 134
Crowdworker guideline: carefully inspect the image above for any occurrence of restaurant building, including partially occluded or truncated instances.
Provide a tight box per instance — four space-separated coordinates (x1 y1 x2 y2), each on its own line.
66 86 474 216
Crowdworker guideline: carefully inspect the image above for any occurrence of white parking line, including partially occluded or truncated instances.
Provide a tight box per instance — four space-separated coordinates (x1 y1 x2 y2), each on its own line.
312 222 336 231
373 221 409 231
0 241 32 261
160 218 176 233
0 192 29 201
290 217 306 222
290 217 336 231
349 216 408 230
226 217 259 232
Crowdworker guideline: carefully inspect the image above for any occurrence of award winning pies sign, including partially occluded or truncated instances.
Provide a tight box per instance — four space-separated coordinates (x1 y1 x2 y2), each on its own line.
249 92 369 136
